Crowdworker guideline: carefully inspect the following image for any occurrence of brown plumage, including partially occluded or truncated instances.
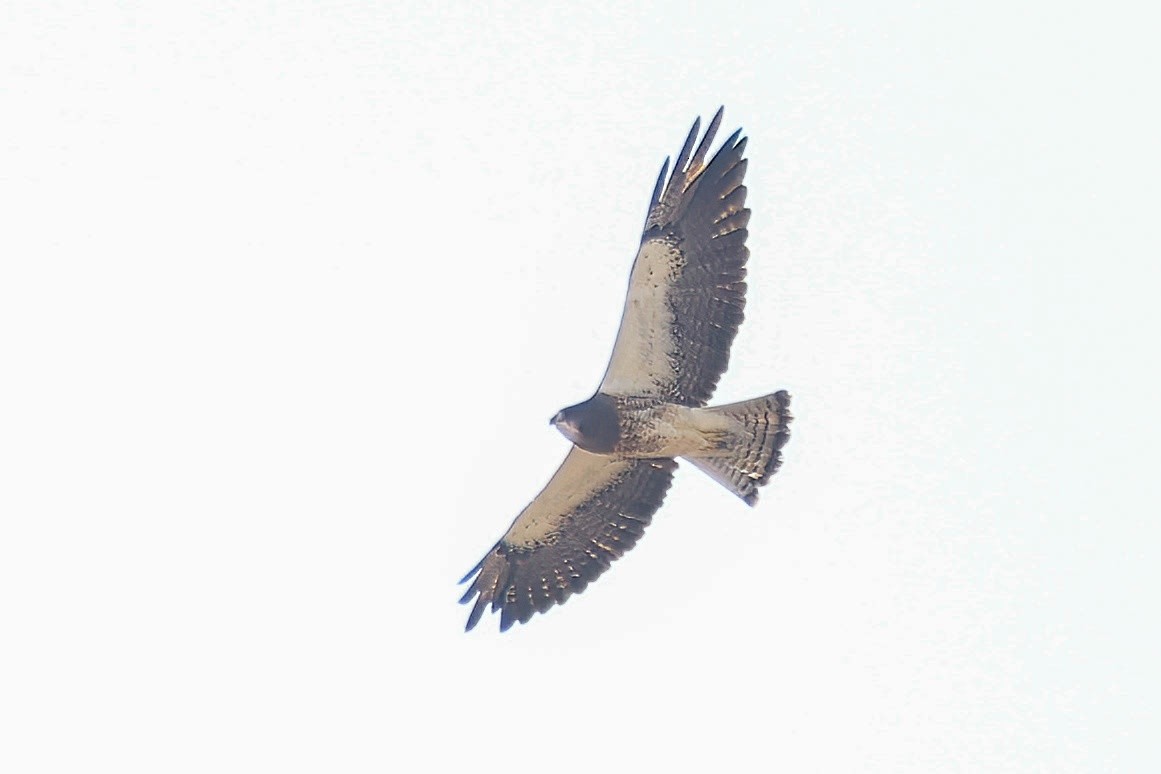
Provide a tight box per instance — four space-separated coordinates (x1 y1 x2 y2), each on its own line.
460 109 792 632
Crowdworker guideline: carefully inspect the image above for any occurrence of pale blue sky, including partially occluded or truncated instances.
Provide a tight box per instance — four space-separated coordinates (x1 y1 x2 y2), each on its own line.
2 2 1158 771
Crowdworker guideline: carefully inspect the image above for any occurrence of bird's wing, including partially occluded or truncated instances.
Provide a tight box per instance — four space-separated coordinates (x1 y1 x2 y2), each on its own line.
599 107 751 407
460 447 676 632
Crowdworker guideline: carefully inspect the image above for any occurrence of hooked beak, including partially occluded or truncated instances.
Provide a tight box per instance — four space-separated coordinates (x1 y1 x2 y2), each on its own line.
550 412 582 445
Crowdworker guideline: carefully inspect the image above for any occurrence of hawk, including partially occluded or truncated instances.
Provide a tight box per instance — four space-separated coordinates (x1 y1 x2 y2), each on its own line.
460 108 791 632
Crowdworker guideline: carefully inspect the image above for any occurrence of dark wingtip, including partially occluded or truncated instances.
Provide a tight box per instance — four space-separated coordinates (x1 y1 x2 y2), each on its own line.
673 116 702 175
464 593 488 631
689 109 724 172
649 156 670 214
458 559 484 586
460 558 487 631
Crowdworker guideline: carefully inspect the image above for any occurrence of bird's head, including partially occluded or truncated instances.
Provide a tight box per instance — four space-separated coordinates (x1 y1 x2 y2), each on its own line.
550 393 620 454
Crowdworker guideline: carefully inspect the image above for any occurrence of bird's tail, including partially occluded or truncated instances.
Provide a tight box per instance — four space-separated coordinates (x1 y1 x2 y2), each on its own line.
686 390 791 506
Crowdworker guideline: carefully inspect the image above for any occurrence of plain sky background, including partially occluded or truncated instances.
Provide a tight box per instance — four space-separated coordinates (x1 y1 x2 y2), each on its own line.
3 2 1158 772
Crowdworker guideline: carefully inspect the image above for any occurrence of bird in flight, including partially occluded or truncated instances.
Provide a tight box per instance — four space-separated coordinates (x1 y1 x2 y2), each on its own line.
460 108 791 632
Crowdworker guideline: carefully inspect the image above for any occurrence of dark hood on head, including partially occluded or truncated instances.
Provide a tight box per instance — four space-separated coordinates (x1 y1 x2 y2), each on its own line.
554 392 620 454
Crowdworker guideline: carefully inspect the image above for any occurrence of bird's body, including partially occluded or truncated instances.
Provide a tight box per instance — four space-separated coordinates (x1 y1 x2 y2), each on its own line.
556 395 738 459
460 109 792 632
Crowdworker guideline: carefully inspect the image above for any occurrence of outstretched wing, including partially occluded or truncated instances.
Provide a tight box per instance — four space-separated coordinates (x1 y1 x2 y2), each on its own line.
460 448 676 632
599 107 751 407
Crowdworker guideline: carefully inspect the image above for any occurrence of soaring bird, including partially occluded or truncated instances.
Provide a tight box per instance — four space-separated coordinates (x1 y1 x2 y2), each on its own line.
460 108 791 632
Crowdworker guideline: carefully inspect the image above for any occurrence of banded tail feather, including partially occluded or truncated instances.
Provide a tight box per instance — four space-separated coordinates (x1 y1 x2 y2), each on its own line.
686 390 791 505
